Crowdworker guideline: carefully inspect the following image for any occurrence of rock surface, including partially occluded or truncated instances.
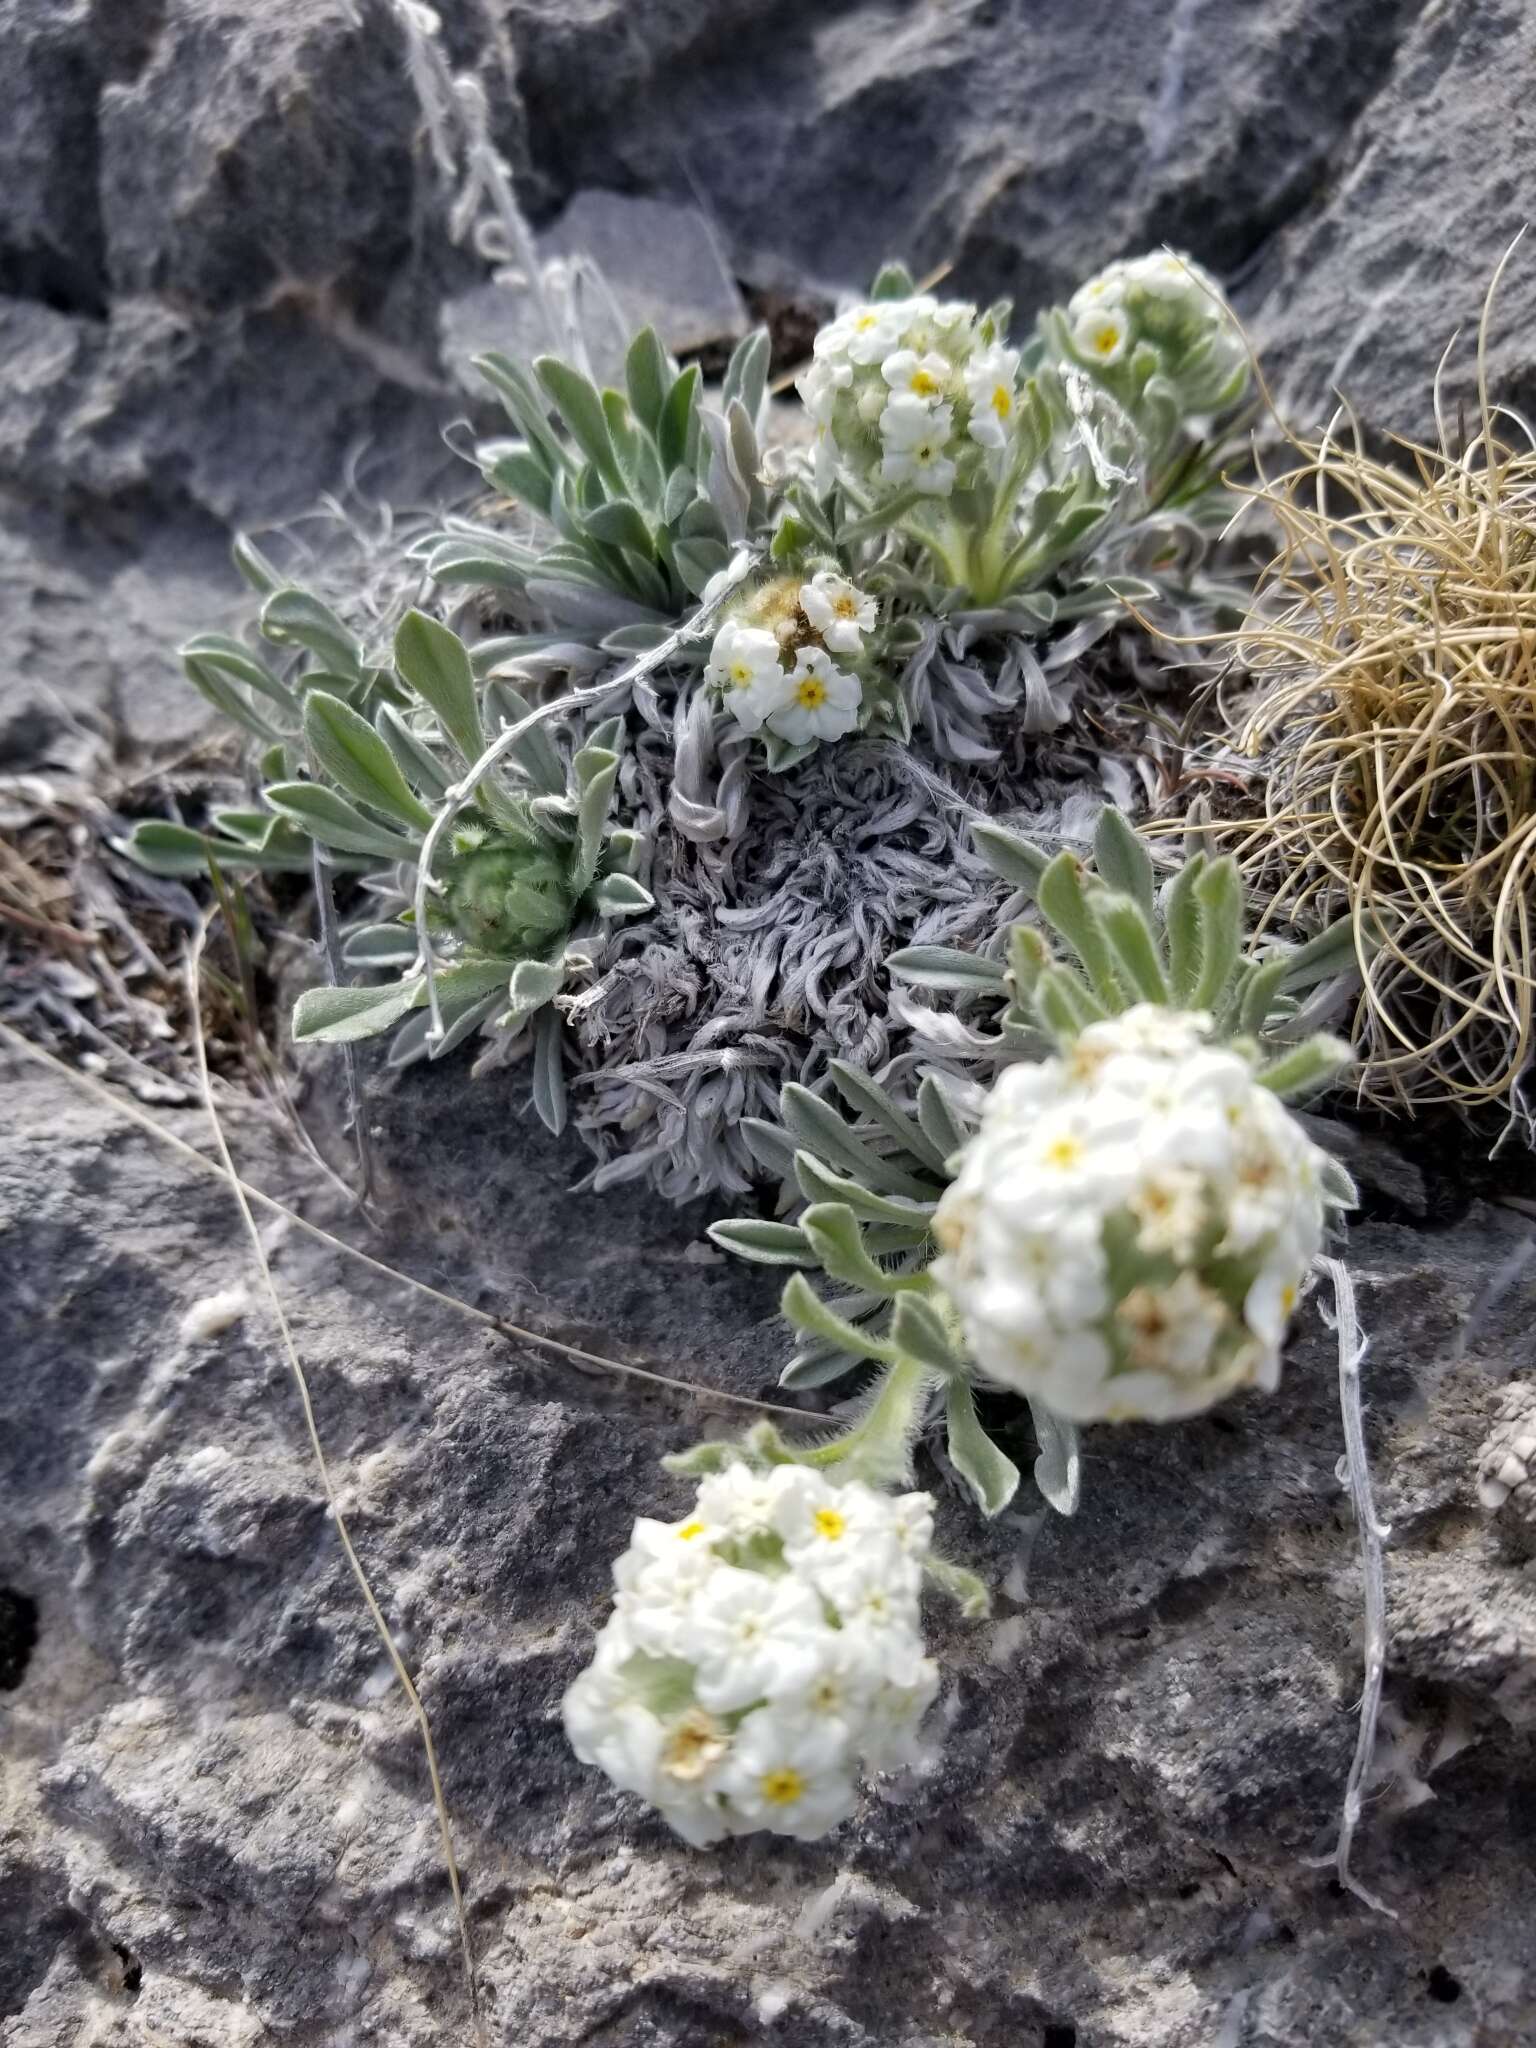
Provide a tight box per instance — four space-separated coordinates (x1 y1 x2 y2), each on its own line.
6 1 1536 2042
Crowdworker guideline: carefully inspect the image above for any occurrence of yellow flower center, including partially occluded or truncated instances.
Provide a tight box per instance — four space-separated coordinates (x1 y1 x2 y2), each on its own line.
1090 322 1122 356
833 593 860 617
812 1506 847 1542
796 677 829 708
1043 1135 1083 1170
678 1519 707 1541
727 662 753 687
910 368 944 397
914 438 939 462
855 312 879 331
1281 1284 1298 1314
761 1767 806 1807
990 384 1012 417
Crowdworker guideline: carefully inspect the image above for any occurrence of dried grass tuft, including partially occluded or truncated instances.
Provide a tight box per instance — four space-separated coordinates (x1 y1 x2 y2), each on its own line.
1214 250 1536 1130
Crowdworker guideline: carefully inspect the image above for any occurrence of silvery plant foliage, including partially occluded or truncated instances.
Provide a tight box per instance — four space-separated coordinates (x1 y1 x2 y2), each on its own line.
127 247 1260 1188
708 807 1363 1519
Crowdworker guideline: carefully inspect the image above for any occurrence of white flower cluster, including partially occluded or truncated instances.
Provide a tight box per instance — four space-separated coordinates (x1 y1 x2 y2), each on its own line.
797 294 1020 501
563 1464 939 1844
933 1005 1331 1423
1064 251 1247 410
703 569 876 746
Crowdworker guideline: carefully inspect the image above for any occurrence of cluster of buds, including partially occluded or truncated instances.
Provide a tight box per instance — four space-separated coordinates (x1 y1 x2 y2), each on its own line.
797 293 1020 502
1059 251 1249 422
438 811 575 957
563 1463 939 1844
703 568 879 748
933 1005 1335 1423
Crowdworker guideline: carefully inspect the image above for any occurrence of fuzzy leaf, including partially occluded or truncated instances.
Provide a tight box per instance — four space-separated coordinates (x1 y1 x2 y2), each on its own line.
1163 850 1208 1002
588 872 653 918
231 531 282 594
780 1084 940 1201
475 351 566 473
658 365 700 474
945 1379 1021 1517
506 957 567 1021
923 1556 992 1619
292 978 422 1043
915 1073 971 1166
971 819 1050 894
571 745 619 891
793 1150 937 1231
870 261 917 301
889 1293 963 1376
531 1002 567 1133
1092 806 1156 920
800 1203 904 1295
706 1219 817 1267
1028 1399 1081 1516
827 1058 948 1175
376 705 452 800
263 782 422 861
303 692 435 830
1038 852 1125 1007
781 1273 893 1362
393 611 483 765
183 633 296 721
722 326 770 422
625 326 672 437
1094 889 1169 1005
535 356 624 493
885 945 1007 994
1257 1034 1352 1100
260 588 363 681
118 820 313 878
1189 856 1245 1011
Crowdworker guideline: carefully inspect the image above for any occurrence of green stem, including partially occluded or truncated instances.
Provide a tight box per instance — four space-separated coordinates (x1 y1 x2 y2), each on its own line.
804 1350 932 1488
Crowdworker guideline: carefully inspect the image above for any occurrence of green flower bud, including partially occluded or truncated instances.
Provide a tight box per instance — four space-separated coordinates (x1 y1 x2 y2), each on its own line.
443 840 573 957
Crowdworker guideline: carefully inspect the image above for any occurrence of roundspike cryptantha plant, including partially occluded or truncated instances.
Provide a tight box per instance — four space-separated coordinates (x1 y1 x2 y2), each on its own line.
121 247 1263 1199
709 809 1361 1520
123 607 652 1132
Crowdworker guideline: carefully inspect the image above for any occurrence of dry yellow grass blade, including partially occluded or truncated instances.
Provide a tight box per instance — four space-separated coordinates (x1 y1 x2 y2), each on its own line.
1207 243 1536 1129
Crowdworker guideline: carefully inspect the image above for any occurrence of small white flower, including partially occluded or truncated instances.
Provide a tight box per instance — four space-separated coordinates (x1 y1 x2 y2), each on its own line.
720 1710 858 1840
765 647 862 747
1072 305 1129 366
799 570 877 655
704 620 792 734
686 1565 828 1713
881 347 953 403
963 345 1021 449
879 394 957 495
837 302 908 366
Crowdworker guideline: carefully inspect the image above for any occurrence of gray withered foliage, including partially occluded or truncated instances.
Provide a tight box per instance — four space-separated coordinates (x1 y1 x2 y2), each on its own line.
707 808 1363 1519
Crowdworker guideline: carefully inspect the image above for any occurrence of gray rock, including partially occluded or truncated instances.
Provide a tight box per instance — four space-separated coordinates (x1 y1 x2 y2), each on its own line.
1250 1 1536 443
5 1044 1536 2045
